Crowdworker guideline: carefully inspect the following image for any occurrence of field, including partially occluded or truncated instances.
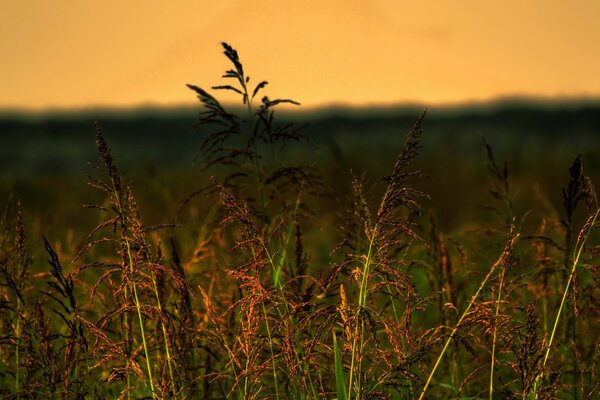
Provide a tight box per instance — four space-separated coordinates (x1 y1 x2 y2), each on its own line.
1 44 599 399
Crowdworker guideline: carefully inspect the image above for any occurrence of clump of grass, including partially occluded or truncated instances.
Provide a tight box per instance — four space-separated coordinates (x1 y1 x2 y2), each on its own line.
74 124 183 398
322 111 431 399
40 236 88 397
0 201 32 399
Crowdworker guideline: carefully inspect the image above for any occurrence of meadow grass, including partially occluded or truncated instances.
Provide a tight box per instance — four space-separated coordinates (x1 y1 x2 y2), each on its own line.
1 43 599 399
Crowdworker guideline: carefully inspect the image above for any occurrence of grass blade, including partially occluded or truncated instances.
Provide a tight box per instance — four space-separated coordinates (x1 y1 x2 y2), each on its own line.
333 330 348 400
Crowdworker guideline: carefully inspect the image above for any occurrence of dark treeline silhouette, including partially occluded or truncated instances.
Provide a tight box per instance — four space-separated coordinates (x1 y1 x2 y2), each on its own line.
1 101 599 176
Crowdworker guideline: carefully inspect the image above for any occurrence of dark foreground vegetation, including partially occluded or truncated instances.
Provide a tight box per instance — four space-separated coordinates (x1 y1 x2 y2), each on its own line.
1 43 599 399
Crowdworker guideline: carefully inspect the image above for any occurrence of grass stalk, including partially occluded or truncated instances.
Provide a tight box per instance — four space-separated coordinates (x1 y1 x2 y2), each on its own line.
261 302 280 400
94 125 155 397
125 238 156 398
151 276 177 397
243 348 250 398
15 298 21 400
124 283 132 400
490 266 506 400
348 228 377 400
111 188 156 397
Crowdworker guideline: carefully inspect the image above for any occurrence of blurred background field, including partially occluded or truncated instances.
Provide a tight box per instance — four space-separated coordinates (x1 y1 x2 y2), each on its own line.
2 100 599 246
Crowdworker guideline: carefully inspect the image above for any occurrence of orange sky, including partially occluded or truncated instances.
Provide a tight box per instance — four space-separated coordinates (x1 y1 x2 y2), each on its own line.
2 1 600 110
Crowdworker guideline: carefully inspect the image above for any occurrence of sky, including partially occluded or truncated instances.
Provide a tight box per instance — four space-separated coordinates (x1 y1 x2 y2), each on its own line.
1 1 600 111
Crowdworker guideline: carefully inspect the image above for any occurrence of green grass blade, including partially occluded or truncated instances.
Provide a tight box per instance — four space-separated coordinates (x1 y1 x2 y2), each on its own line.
333 330 348 400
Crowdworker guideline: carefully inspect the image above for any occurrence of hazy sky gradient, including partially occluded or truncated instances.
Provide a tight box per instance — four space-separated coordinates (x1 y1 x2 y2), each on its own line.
2 1 600 110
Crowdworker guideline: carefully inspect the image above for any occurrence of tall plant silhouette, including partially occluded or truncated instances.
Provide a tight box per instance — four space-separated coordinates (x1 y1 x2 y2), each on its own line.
187 42 320 224
185 42 323 399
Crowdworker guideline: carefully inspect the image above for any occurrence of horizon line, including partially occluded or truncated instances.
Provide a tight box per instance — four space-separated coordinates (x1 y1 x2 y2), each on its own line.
2 94 600 119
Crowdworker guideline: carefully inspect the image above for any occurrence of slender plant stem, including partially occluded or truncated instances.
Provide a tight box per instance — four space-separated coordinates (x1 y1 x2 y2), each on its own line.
107 169 156 398
151 276 177 397
490 267 506 400
261 303 280 400
122 282 132 400
15 299 21 400
125 237 156 398
126 370 131 400
243 343 250 398
348 227 378 400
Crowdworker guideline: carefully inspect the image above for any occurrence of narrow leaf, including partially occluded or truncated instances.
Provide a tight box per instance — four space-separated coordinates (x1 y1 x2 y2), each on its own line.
252 81 268 99
333 330 348 400
212 85 243 95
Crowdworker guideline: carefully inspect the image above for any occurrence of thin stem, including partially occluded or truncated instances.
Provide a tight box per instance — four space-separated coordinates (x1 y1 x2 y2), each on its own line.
132 283 155 396
126 238 156 398
15 299 21 400
108 172 156 398
261 303 280 400
243 345 250 398
490 267 506 400
348 227 378 400
126 371 131 400
124 284 132 400
151 276 177 397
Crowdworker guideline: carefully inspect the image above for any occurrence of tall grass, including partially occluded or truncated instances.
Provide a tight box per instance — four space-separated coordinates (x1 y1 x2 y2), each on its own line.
1 42 599 399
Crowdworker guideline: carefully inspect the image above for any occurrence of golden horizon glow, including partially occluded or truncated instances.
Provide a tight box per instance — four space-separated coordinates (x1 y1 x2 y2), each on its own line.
2 1 600 110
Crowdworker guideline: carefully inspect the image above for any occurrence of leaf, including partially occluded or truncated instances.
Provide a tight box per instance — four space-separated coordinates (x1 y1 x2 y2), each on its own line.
333 330 348 400
221 42 244 77
272 263 282 288
252 81 268 99
212 85 243 95
223 69 239 79
437 382 457 393
261 97 300 108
